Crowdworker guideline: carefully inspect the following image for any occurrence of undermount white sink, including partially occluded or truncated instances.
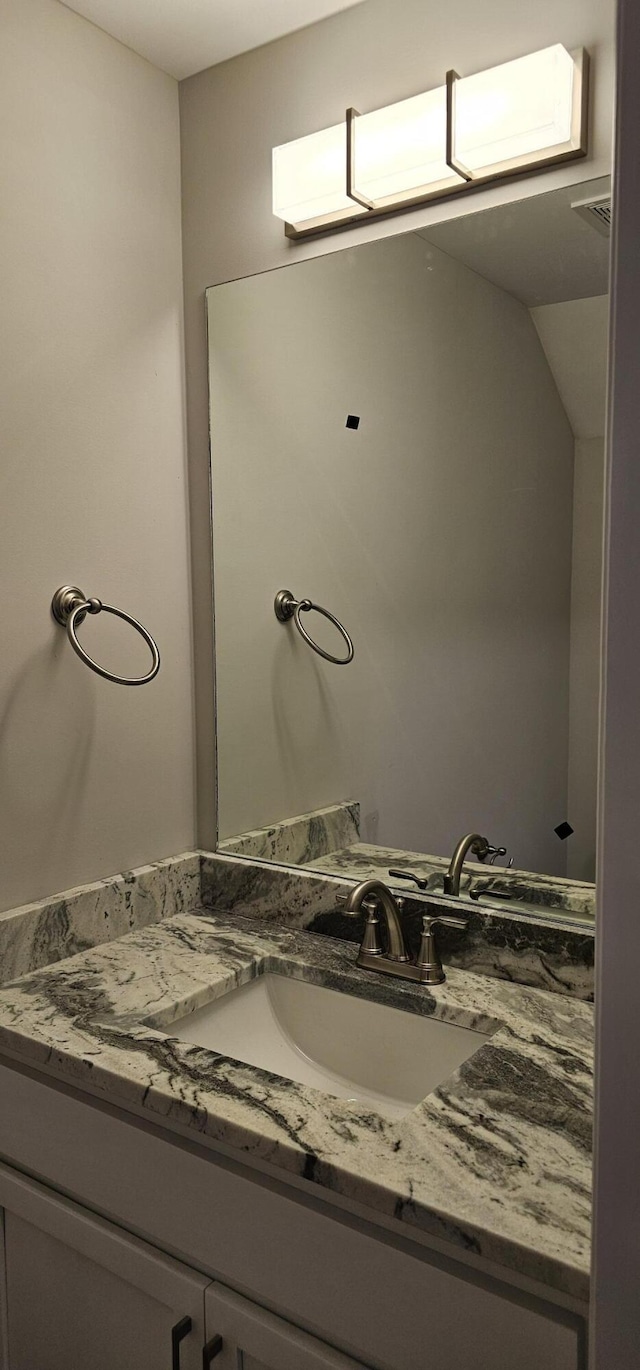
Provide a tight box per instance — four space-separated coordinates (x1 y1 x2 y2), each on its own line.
168 973 491 1119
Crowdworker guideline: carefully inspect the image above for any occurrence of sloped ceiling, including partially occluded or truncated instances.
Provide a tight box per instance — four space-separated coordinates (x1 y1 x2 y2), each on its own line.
417 179 611 440
59 0 367 79
530 296 609 439
416 178 610 308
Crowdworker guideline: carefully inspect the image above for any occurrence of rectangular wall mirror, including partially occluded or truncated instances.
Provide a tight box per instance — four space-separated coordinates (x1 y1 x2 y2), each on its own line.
207 176 610 924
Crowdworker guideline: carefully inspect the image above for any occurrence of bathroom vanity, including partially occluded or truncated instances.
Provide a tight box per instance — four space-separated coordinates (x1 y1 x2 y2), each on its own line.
0 164 607 1370
0 880 591 1370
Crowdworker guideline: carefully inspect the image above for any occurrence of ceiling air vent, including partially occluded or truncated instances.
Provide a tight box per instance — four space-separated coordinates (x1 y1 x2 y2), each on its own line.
571 192 612 238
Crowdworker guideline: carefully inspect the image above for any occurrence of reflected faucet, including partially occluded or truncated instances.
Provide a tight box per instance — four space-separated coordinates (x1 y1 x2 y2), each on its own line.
444 833 506 896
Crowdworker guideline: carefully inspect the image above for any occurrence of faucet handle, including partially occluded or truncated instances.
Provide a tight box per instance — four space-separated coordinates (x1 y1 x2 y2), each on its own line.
423 913 468 931
335 893 385 954
484 845 508 866
359 896 385 955
388 868 429 891
417 912 468 985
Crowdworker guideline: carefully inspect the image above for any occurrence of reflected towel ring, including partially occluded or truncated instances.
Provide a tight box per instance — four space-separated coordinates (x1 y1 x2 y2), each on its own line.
274 589 354 666
51 585 160 686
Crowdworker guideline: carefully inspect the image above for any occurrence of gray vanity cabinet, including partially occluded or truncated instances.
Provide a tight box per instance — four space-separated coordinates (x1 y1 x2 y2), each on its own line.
0 1175 371 1370
0 1066 586 1370
0 1176 210 1370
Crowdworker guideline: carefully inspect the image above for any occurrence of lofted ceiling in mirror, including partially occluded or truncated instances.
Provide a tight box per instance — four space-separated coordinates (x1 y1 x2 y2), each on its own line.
415 177 611 441
415 177 610 306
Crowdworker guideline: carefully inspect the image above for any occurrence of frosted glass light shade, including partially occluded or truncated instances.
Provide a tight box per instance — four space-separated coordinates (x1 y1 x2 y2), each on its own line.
451 45 585 179
272 44 589 237
352 87 466 207
272 123 361 231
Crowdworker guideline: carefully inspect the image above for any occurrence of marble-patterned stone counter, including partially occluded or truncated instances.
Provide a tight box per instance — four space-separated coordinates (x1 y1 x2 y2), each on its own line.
218 811 595 921
0 846 594 1004
307 903 595 1002
219 800 360 864
201 852 350 923
0 853 201 986
201 854 595 1001
0 911 593 1301
304 843 596 921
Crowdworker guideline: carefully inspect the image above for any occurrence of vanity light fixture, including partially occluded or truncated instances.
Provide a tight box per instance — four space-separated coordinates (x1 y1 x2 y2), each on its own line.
272 44 588 238
271 121 362 233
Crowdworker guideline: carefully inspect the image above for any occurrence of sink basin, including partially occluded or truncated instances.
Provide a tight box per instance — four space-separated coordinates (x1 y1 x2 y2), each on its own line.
168 973 491 1119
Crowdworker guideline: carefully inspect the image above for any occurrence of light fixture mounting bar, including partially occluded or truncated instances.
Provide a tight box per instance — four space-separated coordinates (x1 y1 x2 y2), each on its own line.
445 70 473 182
346 108 375 210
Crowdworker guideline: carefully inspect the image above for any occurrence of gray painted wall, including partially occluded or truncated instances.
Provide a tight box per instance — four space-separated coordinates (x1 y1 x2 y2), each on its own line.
179 0 615 847
0 0 194 911
568 437 605 881
531 299 608 881
209 233 575 874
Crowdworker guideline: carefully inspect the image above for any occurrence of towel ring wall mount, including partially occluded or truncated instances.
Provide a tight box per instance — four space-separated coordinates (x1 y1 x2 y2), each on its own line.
274 589 354 666
51 585 160 686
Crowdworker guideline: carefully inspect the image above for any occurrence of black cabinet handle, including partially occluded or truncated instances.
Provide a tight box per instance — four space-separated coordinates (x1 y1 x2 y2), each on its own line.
172 1316 192 1370
203 1335 223 1366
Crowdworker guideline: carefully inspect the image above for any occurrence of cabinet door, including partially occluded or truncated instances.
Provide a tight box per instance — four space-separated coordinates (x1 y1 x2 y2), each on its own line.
204 1284 372 1369
0 1171 209 1370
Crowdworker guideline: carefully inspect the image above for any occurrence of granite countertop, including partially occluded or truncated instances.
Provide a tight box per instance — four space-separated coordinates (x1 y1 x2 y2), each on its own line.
303 843 596 921
0 910 593 1301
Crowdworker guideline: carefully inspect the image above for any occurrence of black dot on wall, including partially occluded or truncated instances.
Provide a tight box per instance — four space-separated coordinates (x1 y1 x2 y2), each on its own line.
346 415 360 430
554 822 574 841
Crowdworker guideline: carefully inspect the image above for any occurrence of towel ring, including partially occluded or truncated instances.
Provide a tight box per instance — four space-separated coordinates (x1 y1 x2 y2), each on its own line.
274 589 354 666
51 585 160 686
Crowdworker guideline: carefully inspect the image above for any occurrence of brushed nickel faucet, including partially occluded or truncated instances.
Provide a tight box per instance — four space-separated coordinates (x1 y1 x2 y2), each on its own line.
443 833 506 896
339 879 467 986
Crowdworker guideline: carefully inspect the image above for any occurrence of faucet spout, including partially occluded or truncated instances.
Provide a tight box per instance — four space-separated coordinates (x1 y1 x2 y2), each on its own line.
443 833 491 896
343 879 410 961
